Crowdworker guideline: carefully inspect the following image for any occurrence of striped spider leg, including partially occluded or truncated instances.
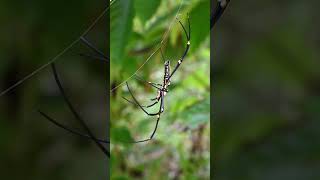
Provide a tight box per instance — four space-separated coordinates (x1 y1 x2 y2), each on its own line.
123 15 191 143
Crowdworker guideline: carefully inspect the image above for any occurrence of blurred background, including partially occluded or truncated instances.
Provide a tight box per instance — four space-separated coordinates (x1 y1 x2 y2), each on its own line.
0 0 108 179
213 0 320 179
110 0 210 179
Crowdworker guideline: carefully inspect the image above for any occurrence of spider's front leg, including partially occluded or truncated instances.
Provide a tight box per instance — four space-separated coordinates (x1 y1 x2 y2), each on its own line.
169 15 191 80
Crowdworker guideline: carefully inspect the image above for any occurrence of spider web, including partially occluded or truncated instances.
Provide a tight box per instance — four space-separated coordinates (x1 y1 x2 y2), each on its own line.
0 0 116 97
109 0 186 92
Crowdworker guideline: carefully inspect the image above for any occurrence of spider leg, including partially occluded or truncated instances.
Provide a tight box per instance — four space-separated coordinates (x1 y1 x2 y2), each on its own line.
125 82 161 116
150 94 164 138
41 94 160 145
122 79 161 108
211 0 230 28
39 63 110 157
79 53 108 62
122 96 147 107
134 74 162 90
150 113 161 139
150 97 159 101
38 111 109 144
122 96 159 108
169 15 191 79
80 36 109 61
145 100 159 108
131 94 164 143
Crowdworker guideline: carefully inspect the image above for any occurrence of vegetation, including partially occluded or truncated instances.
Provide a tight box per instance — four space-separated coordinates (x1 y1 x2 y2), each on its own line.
0 0 107 179
214 0 320 179
110 0 210 179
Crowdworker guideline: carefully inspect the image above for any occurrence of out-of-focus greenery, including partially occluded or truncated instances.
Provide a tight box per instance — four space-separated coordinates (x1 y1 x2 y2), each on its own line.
214 1 320 179
0 0 107 179
110 0 210 179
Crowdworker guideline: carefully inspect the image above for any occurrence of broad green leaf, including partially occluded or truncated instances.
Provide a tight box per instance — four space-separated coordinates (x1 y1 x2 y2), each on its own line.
188 0 210 52
111 0 134 63
134 0 161 24
111 126 134 143
144 5 182 33
180 98 210 129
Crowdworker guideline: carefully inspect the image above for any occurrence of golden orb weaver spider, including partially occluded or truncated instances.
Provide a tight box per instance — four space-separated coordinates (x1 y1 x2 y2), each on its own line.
36 0 231 156
38 16 191 147
33 0 231 159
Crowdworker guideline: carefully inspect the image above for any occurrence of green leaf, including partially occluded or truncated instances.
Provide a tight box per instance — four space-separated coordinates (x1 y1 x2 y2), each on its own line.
188 0 210 52
111 0 134 63
134 0 161 24
111 126 134 143
180 98 210 129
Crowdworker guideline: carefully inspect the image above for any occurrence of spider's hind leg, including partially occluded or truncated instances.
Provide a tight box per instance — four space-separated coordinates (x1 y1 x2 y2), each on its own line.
125 82 161 116
132 96 163 144
122 96 159 108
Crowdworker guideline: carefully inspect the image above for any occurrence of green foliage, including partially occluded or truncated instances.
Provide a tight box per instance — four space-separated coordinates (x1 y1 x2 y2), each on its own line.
181 98 210 129
111 0 210 179
111 126 134 143
0 0 107 179
134 0 161 23
188 0 210 52
111 0 134 64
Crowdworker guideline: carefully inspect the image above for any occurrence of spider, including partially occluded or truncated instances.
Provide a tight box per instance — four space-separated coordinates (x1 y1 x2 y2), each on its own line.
11 1 229 159
37 16 190 151
122 15 191 143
